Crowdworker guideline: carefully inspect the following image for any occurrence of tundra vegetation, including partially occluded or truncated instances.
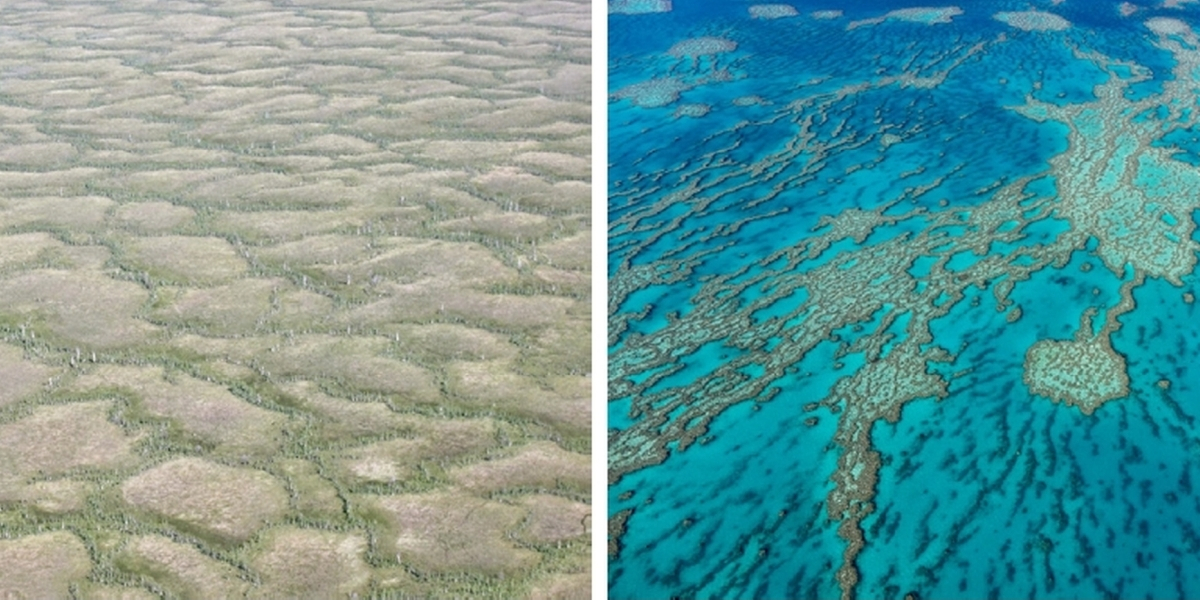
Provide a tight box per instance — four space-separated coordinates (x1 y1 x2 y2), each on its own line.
0 0 590 597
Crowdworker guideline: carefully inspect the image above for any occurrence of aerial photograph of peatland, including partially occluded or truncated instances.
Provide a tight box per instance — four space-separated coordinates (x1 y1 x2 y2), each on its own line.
609 1 1200 599
0 0 590 597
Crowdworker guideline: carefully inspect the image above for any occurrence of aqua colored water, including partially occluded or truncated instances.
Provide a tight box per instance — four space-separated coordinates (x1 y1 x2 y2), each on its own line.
610 2 1200 599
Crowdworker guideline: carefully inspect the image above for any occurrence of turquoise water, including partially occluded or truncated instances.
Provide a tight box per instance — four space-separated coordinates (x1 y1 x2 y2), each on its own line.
610 2 1200 599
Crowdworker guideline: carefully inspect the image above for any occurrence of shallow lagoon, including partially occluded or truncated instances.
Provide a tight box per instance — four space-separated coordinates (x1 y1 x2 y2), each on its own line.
609 2 1200 598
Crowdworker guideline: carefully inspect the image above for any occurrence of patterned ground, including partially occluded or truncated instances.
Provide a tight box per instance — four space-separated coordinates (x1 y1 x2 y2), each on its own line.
0 0 590 597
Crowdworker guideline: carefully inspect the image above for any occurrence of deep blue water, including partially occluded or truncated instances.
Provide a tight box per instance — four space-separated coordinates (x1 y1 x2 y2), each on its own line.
610 2 1200 599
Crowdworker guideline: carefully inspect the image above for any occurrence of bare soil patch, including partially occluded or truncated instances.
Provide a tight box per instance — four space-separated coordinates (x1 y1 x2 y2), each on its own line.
519 493 591 543
121 458 289 543
0 532 91 598
537 230 591 271
151 278 277 336
335 418 496 484
124 236 248 285
249 528 371 598
71 365 288 453
450 441 589 493
370 491 540 575
256 335 442 401
0 195 113 230
529 573 592 600
120 534 250 599
0 343 55 408
0 232 65 272
0 269 155 348
111 201 197 233
0 401 139 476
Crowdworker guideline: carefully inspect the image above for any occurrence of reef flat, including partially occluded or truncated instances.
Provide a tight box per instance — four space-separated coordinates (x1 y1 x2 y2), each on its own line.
609 2 1200 599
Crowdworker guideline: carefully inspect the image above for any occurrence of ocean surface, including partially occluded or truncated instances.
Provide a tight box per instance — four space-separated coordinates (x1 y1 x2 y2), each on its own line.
607 2 1200 599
